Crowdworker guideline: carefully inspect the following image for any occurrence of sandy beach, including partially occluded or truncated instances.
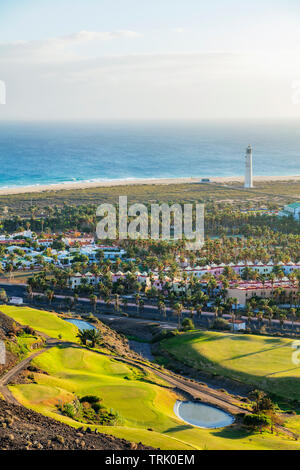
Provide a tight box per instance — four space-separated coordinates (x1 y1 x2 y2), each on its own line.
0 175 299 196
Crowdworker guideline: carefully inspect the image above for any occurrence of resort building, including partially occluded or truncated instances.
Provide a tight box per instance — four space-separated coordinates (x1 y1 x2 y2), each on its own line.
232 320 246 331
182 261 300 278
226 281 298 307
69 270 151 290
9 297 23 305
278 202 300 221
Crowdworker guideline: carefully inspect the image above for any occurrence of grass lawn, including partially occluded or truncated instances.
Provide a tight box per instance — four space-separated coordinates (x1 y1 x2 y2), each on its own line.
0 305 78 342
159 330 300 401
9 345 300 450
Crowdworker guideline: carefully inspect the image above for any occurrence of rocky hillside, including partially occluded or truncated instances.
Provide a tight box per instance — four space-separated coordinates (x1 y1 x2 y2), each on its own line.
0 399 152 450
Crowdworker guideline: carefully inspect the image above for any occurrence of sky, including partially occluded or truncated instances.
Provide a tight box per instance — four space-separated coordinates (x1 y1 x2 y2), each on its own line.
1 0 300 120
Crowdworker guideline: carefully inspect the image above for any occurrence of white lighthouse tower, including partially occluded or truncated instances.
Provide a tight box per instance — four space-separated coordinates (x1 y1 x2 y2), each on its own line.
244 145 253 188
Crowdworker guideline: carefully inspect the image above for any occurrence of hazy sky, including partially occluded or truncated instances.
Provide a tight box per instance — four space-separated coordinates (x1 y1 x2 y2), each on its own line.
1 0 300 120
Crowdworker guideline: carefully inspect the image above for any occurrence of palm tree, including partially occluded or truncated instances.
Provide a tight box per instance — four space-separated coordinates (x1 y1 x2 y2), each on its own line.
257 311 264 330
77 329 90 346
104 296 112 310
122 297 128 313
158 300 166 318
135 294 141 316
279 314 287 331
173 302 183 329
89 294 97 313
113 294 120 313
266 306 273 329
245 305 253 329
214 297 223 319
290 308 296 331
195 304 203 320
6 263 14 281
233 298 239 317
87 329 102 348
46 289 54 305
26 284 33 302
231 312 236 332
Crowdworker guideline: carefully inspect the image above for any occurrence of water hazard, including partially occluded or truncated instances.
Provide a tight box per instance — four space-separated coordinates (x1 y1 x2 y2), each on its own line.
174 401 234 429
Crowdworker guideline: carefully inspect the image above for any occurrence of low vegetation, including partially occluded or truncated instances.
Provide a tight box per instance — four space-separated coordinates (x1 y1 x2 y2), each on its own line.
58 395 118 425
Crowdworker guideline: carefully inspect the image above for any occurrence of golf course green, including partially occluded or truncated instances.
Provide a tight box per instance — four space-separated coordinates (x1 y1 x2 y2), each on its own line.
159 330 300 401
9 345 300 450
2 306 300 450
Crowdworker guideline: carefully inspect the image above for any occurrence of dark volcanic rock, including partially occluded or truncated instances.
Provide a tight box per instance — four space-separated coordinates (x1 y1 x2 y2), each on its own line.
0 399 153 450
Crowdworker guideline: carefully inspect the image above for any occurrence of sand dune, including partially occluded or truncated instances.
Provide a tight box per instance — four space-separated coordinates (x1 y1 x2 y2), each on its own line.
0 175 299 196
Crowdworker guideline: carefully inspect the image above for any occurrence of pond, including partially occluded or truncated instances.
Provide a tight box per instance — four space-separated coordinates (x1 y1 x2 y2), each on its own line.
64 319 97 331
174 401 234 429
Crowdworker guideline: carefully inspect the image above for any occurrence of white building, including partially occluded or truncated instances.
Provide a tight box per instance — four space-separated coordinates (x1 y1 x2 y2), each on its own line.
183 261 300 279
244 145 253 188
79 245 127 262
9 297 23 305
12 230 33 239
278 202 300 221
232 320 246 331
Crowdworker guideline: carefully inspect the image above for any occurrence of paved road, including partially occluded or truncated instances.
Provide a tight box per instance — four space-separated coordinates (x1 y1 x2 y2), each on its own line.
0 346 50 406
0 348 48 387
0 338 67 404
42 291 300 329
1 282 300 331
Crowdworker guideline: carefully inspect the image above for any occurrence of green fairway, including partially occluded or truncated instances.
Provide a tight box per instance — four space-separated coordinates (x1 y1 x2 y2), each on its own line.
0 305 78 342
9 345 300 450
159 330 300 401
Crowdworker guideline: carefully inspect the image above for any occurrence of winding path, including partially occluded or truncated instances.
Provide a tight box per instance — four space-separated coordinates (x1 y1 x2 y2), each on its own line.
0 338 66 405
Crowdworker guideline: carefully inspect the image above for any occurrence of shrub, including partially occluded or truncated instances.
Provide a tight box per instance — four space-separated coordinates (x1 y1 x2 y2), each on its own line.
243 413 271 428
61 403 76 419
80 395 101 404
92 403 103 413
181 318 195 331
212 318 230 331
0 288 7 302
23 325 36 336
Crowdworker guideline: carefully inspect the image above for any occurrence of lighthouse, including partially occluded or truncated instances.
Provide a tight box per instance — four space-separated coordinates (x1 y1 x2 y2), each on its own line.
244 145 253 188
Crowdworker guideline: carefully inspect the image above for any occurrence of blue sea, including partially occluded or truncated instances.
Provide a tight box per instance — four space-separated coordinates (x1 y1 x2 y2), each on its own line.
0 120 299 189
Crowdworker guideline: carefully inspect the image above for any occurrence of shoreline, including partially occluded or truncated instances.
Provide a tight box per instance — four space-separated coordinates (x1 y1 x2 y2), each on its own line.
0 175 299 196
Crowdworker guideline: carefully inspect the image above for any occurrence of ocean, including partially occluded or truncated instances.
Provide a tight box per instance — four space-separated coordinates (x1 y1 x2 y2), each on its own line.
0 120 299 189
